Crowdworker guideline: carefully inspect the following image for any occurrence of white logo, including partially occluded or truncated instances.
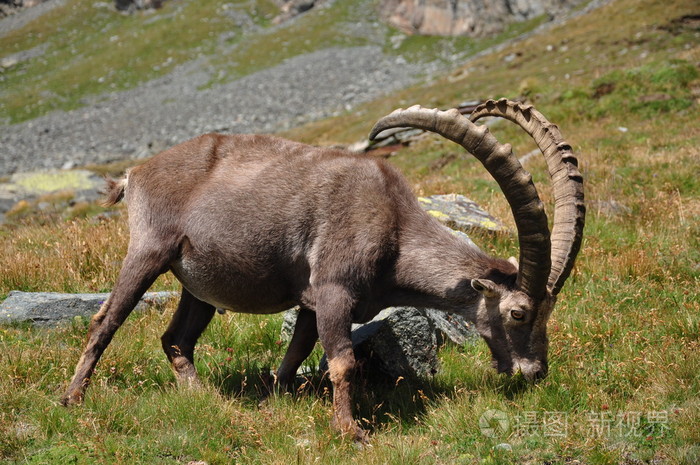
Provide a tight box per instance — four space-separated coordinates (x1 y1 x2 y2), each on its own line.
479 409 510 437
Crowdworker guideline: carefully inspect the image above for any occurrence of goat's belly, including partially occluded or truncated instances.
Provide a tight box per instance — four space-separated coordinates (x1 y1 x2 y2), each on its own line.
169 258 297 315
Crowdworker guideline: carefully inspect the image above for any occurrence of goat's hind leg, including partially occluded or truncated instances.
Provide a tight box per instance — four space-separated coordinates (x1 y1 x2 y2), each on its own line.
161 288 215 387
315 285 366 442
275 307 318 392
62 246 174 406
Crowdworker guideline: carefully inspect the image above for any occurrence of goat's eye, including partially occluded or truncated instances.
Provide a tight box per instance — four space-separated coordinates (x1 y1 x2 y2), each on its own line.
510 310 526 321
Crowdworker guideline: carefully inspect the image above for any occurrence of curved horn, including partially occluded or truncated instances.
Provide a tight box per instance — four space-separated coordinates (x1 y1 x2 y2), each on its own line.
370 106 551 301
470 98 585 296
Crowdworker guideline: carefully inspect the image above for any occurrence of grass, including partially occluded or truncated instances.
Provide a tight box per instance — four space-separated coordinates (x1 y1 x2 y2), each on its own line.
1 0 700 463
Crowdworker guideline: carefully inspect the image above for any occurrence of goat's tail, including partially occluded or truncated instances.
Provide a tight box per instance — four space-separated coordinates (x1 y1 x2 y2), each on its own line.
101 175 128 207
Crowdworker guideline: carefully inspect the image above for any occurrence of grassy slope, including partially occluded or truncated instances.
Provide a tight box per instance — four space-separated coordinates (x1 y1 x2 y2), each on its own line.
1 0 699 463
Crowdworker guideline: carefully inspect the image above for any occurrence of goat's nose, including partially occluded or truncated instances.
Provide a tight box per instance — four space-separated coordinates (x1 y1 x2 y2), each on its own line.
519 359 548 381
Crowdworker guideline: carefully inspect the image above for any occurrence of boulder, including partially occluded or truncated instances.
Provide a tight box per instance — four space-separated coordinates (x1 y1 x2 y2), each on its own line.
0 169 105 223
348 307 440 380
272 0 324 24
114 0 163 12
0 291 178 326
380 0 584 37
282 306 477 381
418 194 505 234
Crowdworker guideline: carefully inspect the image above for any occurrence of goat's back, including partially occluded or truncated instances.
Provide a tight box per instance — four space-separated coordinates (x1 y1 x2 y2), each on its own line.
122 133 419 313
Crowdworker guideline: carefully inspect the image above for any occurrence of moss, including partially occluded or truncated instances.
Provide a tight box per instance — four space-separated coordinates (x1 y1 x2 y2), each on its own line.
11 170 99 194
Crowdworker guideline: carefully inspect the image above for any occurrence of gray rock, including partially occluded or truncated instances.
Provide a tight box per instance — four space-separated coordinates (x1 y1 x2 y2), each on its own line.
593 199 631 218
0 169 104 219
425 309 477 345
283 305 477 381
379 0 584 37
350 307 439 380
115 0 164 12
0 42 48 69
280 305 301 341
418 194 505 233
0 290 178 326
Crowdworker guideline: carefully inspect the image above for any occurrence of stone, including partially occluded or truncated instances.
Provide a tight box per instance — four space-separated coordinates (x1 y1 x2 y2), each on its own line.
425 309 477 345
0 291 179 326
283 306 478 381
280 305 301 341
3 169 103 196
350 307 439 380
273 0 324 24
418 194 505 233
0 169 104 217
379 0 584 37
114 0 164 12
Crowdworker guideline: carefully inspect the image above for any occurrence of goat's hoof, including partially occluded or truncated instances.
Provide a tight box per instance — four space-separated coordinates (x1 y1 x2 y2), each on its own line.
333 417 369 444
353 427 370 445
174 374 203 391
60 391 83 407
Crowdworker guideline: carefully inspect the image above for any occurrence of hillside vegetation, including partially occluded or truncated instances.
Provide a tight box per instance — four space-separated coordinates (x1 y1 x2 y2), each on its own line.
1 0 699 464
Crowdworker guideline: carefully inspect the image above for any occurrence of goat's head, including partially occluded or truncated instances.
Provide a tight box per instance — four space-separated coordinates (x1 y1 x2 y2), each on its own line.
371 98 585 381
470 272 554 381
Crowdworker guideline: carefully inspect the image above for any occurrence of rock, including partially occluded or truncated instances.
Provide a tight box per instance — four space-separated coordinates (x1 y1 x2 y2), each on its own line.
273 0 323 24
593 199 631 218
8 169 102 194
0 0 52 20
280 306 301 341
0 42 47 69
350 307 439 380
0 169 104 218
0 56 18 69
379 0 584 37
283 306 477 381
418 194 505 233
425 309 477 345
114 0 164 12
0 291 179 326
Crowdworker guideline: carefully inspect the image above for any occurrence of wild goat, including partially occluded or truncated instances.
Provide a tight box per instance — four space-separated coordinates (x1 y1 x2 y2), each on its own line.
62 99 584 441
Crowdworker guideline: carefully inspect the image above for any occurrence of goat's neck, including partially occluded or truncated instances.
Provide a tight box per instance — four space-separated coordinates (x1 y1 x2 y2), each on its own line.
389 214 497 318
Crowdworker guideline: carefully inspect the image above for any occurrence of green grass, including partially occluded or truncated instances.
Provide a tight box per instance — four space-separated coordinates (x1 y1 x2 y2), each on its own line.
1 0 700 463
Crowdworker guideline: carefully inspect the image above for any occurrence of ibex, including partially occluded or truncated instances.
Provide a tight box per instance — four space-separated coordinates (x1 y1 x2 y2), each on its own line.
62 99 584 441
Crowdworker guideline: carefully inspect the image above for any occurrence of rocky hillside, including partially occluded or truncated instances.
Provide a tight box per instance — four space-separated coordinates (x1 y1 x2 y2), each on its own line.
0 0 599 177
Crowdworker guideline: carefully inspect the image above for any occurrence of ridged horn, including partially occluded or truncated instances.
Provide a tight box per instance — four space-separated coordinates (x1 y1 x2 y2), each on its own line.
370 105 551 301
470 98 585 296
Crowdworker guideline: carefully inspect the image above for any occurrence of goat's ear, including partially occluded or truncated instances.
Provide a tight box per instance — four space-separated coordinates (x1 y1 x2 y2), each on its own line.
471 279 500 298
508 256 519 270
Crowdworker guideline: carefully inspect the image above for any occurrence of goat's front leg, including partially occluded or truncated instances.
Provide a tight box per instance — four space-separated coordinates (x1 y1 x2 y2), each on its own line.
161 288 216 386
315 284 366 443
62 246 172 406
